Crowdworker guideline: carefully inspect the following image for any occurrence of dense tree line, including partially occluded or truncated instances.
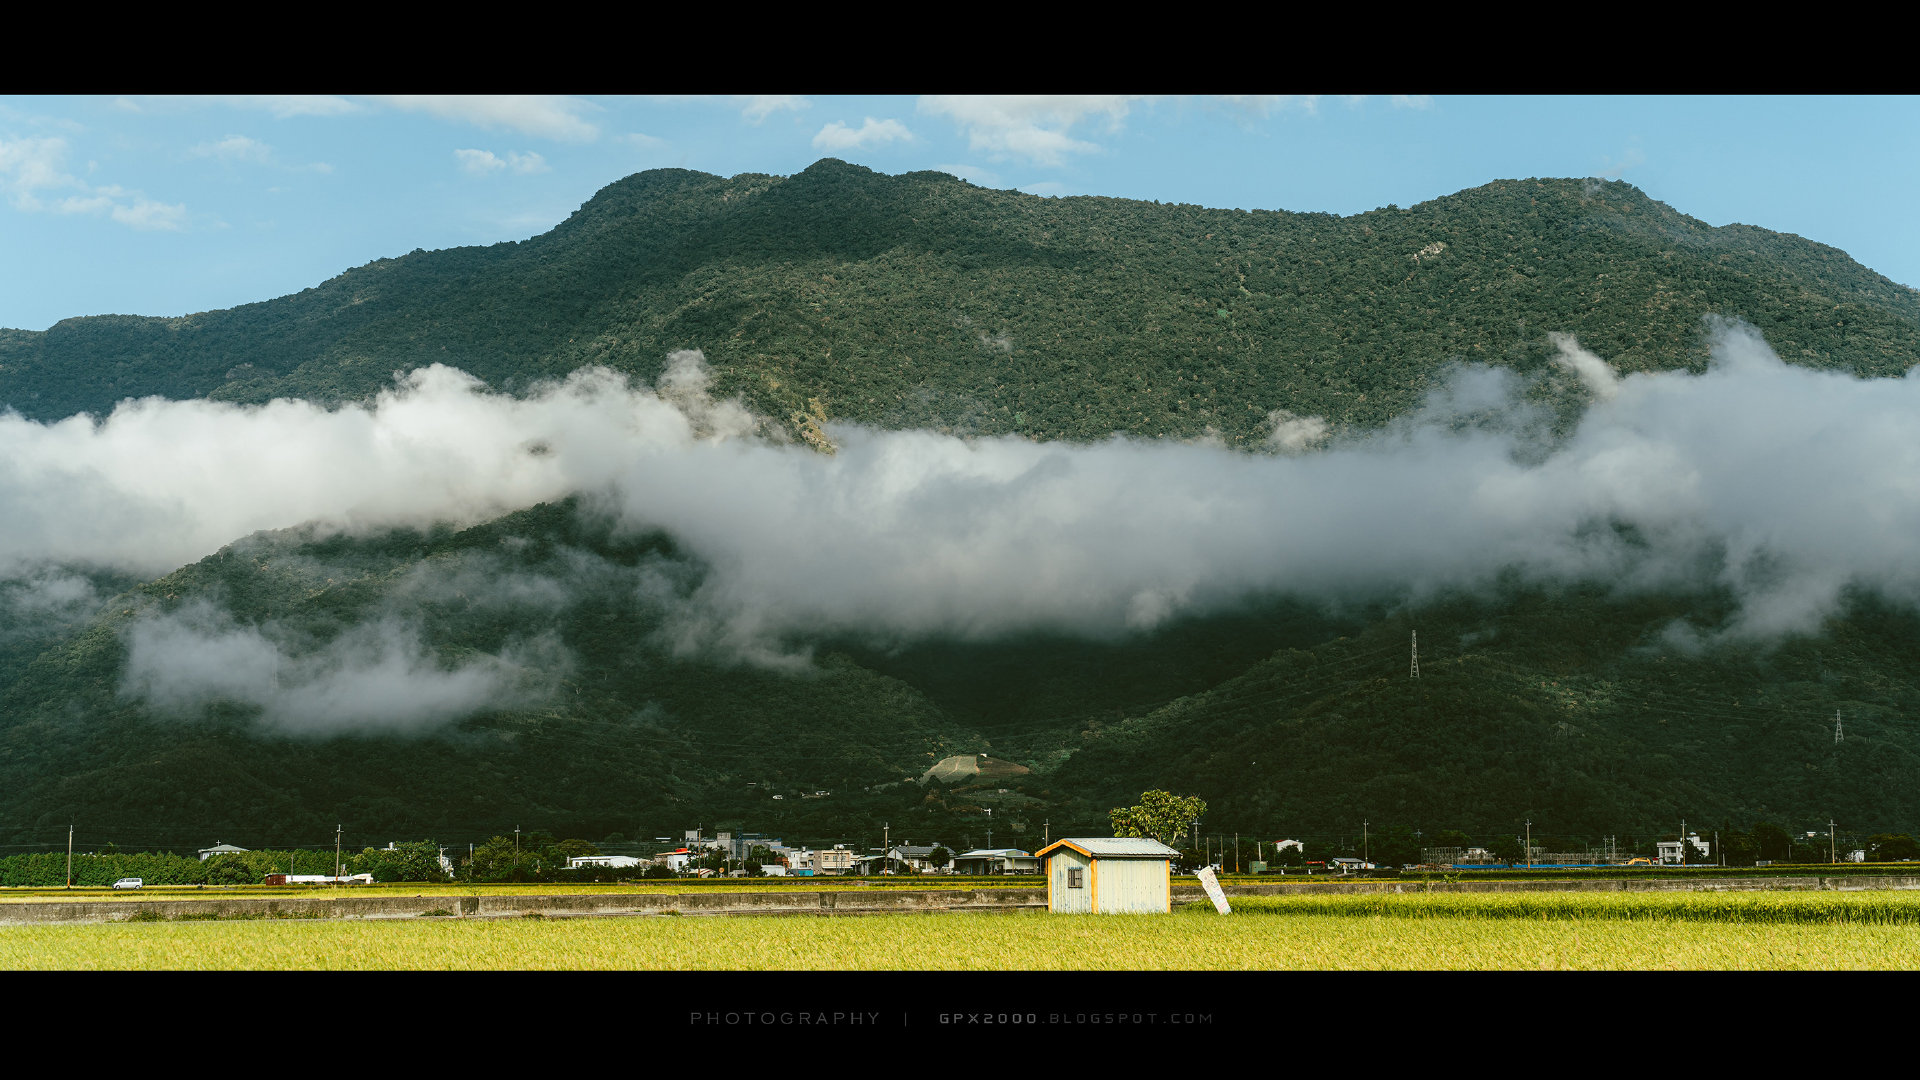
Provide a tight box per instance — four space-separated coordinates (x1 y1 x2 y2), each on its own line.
0 841 449 887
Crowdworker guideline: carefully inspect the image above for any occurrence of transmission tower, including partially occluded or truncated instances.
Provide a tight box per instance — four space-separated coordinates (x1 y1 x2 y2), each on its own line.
1410 630 1420 680
1834 710 1844 744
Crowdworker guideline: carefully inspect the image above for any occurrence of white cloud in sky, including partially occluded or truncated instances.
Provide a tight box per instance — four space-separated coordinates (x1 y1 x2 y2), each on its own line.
381 96 599 141
642 95 810 122
618 132 668 150
454 149 551 176
1216 95 1322 118
740 95 809 122
99 193 188 231
190 134 274 165
812 117 912 152
918 96 1140 166
2 137 185 230
127 95 365 118
0 135 75 208
187 134 332 174
1391 95 1434 110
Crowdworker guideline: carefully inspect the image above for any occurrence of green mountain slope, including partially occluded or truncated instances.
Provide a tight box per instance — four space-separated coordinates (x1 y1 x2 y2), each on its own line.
0 503 976 847
1049 585 1920 843
4 161 1915 444
8 503 1920 854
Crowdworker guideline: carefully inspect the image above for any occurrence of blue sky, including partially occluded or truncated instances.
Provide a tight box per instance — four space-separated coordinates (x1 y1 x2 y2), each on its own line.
3 95 1917 332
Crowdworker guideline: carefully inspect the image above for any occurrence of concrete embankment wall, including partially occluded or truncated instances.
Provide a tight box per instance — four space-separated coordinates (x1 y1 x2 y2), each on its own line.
6 876 1919 924
0 888 1048 925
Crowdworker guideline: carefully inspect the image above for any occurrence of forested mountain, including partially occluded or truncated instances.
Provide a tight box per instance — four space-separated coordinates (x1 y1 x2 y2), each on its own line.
4 159 1919 859
4 160 1916 439
9 502 1918 855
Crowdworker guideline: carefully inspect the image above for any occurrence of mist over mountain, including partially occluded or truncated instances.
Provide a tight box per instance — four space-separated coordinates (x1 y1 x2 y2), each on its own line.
3 160 1919 854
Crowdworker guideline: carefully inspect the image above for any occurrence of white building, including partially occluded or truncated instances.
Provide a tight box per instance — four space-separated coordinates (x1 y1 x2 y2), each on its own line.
568 855 642 869
1656 833 1712 866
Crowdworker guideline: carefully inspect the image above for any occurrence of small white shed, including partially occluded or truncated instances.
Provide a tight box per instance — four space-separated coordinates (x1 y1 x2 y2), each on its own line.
1037 837 1181 914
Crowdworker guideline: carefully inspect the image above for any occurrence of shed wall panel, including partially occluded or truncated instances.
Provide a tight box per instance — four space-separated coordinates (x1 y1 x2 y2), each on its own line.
1094 858 1172 914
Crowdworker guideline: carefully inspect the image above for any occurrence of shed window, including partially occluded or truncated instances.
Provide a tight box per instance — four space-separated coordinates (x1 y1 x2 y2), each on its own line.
1067 867 1084 889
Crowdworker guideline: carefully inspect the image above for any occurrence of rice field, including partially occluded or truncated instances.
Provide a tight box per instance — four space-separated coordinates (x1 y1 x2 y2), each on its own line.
6 890 1920 970
1219 889 1920 924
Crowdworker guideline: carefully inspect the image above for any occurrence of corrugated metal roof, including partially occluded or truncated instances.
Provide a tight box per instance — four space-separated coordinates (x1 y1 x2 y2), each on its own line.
1038 837 1181 859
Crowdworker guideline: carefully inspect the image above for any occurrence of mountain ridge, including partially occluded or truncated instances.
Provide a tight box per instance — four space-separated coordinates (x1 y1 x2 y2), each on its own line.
5 160 1916 439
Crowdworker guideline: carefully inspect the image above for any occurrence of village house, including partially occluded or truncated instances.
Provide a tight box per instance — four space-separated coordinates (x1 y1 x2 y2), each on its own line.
567 854 643 869
1655 834 1711 866
814 845 856 875
950 847 1041 875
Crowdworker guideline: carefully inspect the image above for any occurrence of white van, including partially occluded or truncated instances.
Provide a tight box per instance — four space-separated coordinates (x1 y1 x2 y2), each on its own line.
112 877 143 889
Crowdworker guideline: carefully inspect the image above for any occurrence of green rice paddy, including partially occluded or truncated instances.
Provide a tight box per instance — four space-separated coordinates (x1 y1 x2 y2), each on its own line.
6 890 1920 970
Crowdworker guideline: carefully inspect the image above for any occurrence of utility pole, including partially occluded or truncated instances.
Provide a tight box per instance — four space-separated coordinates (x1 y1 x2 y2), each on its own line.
884 822 890 871
335 824 342 887
1043 820 1050 848
1829 820 1837 864
1235 833 1240 874
1716 830 1723 868
1525 820 1532 868
66 824 73 890
1410 630 1420 679
1363 821 1370 867
984 809 992 850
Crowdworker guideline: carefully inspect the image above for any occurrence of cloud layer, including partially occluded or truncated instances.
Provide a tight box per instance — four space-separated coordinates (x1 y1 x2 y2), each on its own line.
8 329 1920 683
120 602 563 736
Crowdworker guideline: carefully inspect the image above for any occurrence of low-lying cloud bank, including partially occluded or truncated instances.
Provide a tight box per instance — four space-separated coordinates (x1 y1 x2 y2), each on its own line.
118 602 564 735
0 569 108 648
7 326 1920 709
